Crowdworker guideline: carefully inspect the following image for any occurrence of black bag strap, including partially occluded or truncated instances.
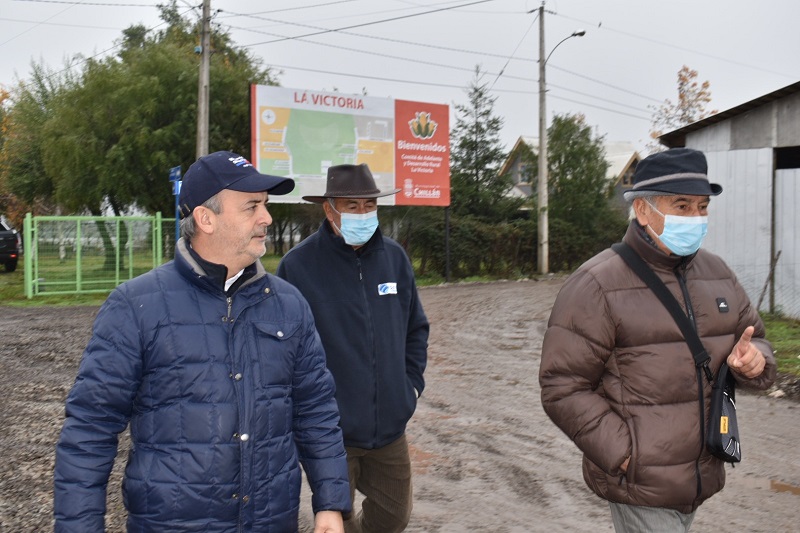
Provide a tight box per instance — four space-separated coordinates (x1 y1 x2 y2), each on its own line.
612 242 713 382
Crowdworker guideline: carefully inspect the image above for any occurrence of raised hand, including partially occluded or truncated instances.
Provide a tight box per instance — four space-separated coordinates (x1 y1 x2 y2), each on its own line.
727 326 765 379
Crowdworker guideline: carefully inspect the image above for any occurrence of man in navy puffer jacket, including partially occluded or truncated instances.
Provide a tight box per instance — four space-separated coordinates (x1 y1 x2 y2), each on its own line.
54 151 351 532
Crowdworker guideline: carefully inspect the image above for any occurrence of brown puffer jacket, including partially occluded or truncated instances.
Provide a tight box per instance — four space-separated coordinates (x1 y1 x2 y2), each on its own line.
540 222 776 514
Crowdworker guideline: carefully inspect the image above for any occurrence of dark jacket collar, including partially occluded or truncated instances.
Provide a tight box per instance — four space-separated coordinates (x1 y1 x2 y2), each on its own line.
623 220 695 271
176 238 263 294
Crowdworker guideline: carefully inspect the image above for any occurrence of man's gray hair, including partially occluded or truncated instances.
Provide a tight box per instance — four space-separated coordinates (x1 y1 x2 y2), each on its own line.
180 194 223 241
628 194 661 221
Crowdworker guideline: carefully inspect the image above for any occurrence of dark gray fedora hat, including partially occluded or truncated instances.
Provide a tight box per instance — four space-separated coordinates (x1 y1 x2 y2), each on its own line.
623 147 722 201
302 163 400 203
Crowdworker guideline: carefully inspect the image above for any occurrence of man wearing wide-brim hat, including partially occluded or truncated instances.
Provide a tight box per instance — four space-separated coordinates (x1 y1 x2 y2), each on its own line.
539 147 775 532
277 163 429 533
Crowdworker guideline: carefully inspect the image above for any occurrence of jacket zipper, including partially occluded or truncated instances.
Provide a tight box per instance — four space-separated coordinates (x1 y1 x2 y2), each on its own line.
355 255 379 444
675 265 705 504
226 294 243 532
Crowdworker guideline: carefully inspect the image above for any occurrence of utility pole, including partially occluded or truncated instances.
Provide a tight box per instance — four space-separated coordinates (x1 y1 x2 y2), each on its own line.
196 0 211 158
537 1 548 275
535 3 584 275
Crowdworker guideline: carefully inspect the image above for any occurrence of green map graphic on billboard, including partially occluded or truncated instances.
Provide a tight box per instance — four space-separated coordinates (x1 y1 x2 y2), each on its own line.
285 109 355 174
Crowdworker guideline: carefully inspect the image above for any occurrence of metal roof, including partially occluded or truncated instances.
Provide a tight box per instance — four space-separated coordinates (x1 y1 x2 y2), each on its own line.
659 80 800 148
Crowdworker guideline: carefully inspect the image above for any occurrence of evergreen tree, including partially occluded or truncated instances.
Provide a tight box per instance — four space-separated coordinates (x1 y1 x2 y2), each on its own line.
409 67 530 280
450 67 523 221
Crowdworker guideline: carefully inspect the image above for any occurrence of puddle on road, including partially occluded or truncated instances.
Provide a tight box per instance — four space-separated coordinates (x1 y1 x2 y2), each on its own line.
771 480 800 496
736 476 800 496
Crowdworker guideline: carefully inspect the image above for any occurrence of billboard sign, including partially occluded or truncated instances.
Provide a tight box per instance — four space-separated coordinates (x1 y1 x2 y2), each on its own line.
251 85 450 206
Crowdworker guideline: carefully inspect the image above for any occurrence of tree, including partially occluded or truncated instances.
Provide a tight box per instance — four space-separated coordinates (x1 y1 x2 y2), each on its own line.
2 1 277 220
41 7 276 218
523 113 627 271
0 2 278 267
649 65 716 149
0 62 71 218
449 67 523 221
408 67 530 280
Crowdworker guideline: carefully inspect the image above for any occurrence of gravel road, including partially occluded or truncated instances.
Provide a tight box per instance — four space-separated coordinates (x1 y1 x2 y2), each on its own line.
1 279 798 532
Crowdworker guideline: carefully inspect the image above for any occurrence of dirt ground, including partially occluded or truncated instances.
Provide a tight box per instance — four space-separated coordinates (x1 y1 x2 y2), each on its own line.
1 279 799 532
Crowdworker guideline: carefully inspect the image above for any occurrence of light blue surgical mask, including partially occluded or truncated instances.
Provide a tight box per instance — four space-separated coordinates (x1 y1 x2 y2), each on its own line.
330 202 379 246
647 202 708 256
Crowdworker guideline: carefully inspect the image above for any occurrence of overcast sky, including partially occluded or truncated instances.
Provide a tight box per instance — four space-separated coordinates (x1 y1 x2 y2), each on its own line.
2 0 799 154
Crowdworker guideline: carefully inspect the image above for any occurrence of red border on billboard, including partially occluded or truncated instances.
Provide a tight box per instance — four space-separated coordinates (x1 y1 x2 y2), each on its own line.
394 100 451 206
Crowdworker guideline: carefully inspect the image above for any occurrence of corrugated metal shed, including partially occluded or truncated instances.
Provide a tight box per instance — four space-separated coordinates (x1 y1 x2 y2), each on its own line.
658 81 800 318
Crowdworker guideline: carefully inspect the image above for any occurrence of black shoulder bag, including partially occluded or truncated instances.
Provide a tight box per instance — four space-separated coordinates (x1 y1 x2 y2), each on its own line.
612 242 741 463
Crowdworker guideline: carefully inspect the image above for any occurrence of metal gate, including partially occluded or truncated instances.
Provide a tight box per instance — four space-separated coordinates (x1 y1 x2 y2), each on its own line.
22 213 175 298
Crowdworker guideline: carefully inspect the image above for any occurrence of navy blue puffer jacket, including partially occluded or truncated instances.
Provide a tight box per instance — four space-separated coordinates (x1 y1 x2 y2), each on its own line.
277 222 429 450
54 240 350 532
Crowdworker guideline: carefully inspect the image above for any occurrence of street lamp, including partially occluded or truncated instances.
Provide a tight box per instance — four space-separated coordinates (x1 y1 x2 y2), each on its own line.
537 4 585 274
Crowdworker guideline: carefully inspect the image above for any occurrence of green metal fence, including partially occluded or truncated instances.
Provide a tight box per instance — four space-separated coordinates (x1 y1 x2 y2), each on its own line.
23 213 177 298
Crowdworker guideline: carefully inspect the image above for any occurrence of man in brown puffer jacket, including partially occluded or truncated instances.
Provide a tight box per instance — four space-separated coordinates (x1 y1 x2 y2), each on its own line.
540 147 776 532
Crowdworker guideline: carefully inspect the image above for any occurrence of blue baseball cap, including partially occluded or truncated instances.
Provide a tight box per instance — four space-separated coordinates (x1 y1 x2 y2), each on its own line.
179 151 294 218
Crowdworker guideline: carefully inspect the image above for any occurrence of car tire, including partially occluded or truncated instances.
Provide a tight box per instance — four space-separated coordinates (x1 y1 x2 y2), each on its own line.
5 260 17 272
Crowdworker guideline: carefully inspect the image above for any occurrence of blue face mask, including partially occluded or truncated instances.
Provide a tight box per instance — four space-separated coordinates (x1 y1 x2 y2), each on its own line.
647 202 708 256
331 204 379 246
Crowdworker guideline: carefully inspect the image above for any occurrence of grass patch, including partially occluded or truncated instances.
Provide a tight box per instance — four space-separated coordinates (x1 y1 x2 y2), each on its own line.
0 268 111 306
760 313 800 376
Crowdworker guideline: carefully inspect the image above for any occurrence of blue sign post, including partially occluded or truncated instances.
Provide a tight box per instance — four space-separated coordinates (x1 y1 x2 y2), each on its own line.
169 166 182 246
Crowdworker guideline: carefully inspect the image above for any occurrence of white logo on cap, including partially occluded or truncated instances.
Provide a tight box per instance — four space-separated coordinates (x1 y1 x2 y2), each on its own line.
229 156 253 168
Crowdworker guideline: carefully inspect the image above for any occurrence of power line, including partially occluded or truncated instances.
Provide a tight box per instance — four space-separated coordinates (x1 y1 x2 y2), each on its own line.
269 62 471 90
554 11 798 80
0 17 119 31
5 1 712 125
268 63 652 122
8 4 196 90
6 0 662 108
492 10 537 91
224 8 663 105
547 94 650 121
545 82 652 114
2 0 91 49
226 19 654 116
228 0 362 15
11 0 160 6
240 0 497 47
547 64 662 104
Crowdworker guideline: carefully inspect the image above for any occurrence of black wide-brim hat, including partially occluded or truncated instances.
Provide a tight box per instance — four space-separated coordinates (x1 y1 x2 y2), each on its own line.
623 147 723 201
302 163 400 203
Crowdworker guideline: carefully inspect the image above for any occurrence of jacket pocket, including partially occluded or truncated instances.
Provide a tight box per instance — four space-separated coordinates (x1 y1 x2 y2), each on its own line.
251 321 301 389
623 417 638 487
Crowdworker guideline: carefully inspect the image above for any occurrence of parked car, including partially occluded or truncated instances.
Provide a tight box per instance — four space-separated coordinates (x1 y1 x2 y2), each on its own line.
0 219 22 272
